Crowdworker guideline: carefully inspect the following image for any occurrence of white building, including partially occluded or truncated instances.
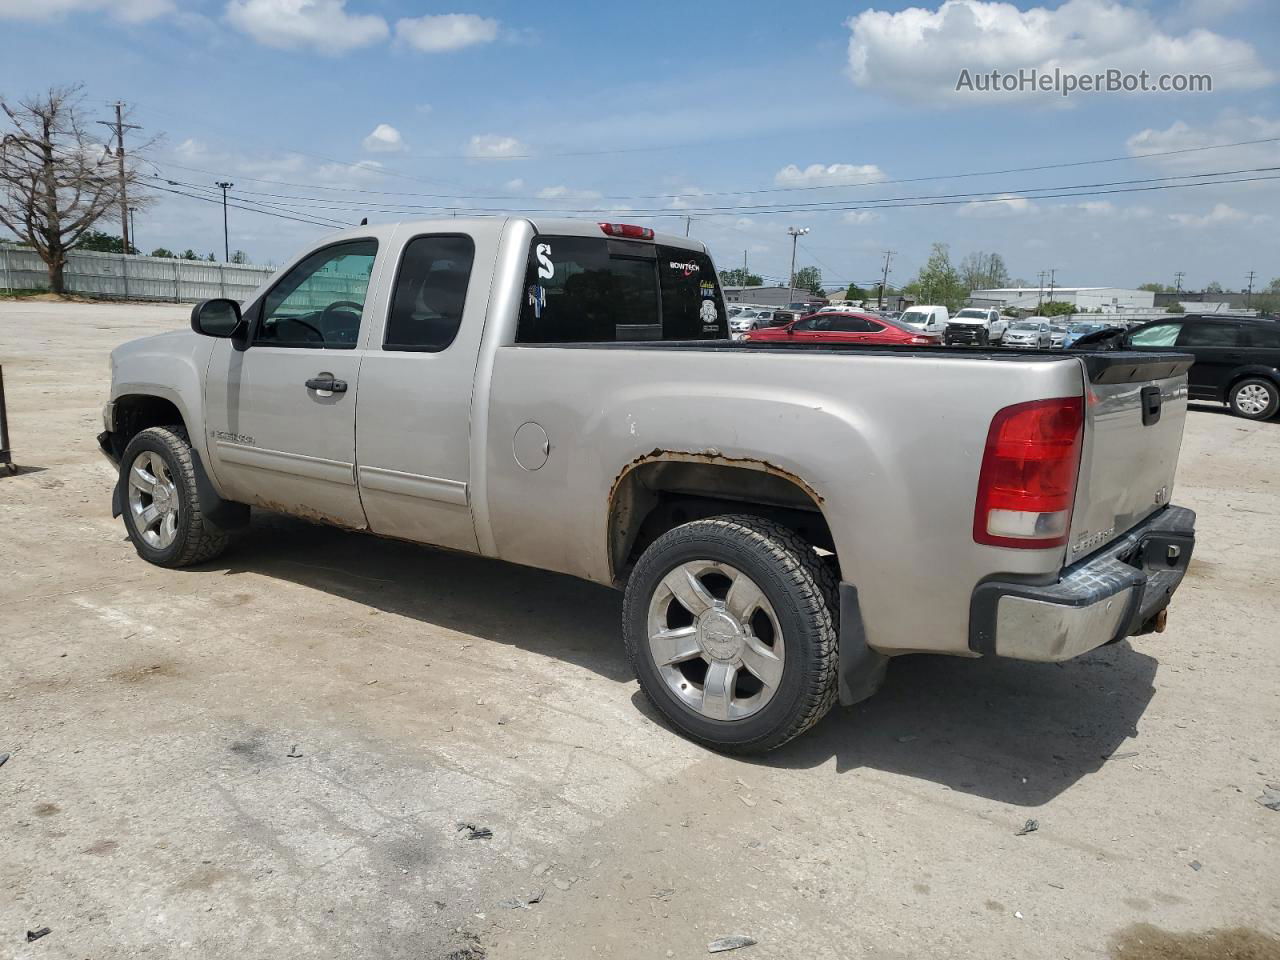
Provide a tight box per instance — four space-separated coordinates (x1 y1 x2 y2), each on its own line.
968 287 1155 314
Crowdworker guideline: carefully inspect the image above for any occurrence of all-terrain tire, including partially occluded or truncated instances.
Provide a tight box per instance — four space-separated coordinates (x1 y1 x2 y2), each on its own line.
623 514 839 754
119 425 231 567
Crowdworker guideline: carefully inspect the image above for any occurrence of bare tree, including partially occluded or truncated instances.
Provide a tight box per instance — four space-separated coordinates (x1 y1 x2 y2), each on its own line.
0 85 148 293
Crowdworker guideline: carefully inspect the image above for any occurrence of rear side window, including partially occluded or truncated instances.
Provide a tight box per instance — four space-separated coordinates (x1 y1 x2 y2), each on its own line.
384 234 475 352
516 236 726 343
1249 324 1280 348
1177 322 1246 347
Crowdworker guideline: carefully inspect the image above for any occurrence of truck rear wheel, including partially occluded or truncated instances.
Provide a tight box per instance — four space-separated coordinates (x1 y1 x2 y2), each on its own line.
120 426 231 568
623 515 839 754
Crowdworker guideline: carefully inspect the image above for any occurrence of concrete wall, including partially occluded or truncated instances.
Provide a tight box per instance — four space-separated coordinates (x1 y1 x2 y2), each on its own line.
0 245 274 303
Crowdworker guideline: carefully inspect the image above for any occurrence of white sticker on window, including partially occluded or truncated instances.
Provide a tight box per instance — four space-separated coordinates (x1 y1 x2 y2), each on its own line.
536 243 554 280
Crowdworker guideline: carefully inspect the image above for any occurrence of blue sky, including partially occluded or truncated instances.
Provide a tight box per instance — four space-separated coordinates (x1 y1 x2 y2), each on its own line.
1 0 1277 291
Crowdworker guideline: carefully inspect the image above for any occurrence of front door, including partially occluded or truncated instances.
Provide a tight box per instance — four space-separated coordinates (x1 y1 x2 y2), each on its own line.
204 238 381 528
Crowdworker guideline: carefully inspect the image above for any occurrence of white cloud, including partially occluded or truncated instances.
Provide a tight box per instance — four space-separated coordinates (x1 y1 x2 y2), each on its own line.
503 178 525 191
842 210 883 224
225 0 388 54
846 0 1274 104
667 186 707 210
466 134 527 158
1127 113 1280 170
957 193 1037 217
396 13 499 52
0 0 173 20
536 185 603 201
415 103 434 115
361 123 406 153
1077 201 1115 216
1168 203 1268 227
775 163 887 187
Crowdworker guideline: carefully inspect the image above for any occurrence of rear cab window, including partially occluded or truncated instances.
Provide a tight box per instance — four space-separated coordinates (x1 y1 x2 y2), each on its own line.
516 235 727 343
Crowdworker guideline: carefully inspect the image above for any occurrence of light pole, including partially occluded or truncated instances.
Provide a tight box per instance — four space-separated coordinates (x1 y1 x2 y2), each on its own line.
128 206 136 254
786 226 809 304
216 181 234 262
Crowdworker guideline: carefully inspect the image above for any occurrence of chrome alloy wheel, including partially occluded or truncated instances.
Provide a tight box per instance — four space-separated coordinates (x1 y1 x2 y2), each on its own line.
1235 383 1272 416
646 560 785 721
128 450 180 550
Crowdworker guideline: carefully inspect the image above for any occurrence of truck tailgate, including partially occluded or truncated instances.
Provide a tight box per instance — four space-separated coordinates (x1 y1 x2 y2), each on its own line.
1067 353 1193 562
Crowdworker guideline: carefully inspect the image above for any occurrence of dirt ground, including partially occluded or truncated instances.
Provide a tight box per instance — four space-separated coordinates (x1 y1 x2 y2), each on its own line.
1 300 1277 960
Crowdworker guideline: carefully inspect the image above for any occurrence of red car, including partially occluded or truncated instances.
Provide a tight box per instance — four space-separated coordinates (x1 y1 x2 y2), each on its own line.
744 312 940 346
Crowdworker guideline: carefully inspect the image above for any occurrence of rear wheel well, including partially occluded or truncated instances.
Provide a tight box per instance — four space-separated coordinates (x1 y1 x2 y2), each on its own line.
108 395 185 459
609 459 837 584
1226 370 1280 397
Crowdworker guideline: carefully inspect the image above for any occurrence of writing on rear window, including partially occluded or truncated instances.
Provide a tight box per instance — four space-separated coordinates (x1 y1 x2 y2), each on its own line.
516 235 727 344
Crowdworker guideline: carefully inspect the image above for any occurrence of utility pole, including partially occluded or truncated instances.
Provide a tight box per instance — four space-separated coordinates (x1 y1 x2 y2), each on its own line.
1037 270 1046 307
1174 271 1185 294
129 206 137 253
96 101 140 254
878 250 894 309
742 249 748 295
1246 270 1256 306
1047 267 1057 304
684 215 693 237
786 226 809 304
215 181 234 262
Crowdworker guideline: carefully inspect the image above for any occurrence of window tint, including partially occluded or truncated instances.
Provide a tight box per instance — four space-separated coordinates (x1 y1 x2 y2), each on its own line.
1177 322 1246 347
825 316 874 333
1128 322 1182 347
1249 324 1280 348
515 236 726 343
257 240 377 348
384 234 475 352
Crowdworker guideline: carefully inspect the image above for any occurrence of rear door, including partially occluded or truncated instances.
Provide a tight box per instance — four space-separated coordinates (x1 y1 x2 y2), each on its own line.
1175 320 1251 400
354 228 498 553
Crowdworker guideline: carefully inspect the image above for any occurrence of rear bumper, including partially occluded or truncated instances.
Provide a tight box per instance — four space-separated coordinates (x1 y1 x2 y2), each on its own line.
969 504 1196 662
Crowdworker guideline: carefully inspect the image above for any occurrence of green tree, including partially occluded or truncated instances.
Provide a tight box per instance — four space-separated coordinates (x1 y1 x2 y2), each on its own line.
1039 300 1076 317
791 265 822 296
149 247 175 258
1167 303 1185 314
1138 282 1172 293
179 248 200 260
719 267 762 287
76 230 137 255
206 252 216 262
907 243 964 310
230 249 249 264
1205 280 1224 293
844 283 868 301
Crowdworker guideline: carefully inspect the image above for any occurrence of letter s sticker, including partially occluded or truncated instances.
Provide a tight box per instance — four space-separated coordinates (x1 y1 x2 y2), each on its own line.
536 243 554 280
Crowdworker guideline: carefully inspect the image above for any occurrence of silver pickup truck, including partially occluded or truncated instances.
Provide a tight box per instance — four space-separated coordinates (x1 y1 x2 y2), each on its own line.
99 218 1196 753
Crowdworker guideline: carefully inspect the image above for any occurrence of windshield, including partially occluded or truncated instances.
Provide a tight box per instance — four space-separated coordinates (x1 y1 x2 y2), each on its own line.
1009 321 1041 331
899 310 927 325
955 309 987 319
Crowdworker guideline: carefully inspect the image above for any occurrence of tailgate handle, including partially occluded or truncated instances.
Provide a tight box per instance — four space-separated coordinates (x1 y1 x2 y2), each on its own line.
1141 385 1162 426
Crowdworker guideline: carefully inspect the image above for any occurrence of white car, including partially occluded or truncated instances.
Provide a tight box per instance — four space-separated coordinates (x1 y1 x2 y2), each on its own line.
1002 319 1053 349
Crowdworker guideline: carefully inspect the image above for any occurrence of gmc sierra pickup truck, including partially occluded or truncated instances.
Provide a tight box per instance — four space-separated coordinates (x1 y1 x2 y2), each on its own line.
99 218 1196 753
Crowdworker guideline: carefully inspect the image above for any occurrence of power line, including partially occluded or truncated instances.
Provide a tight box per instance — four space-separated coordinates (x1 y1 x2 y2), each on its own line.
147 182 344 230
148 134 1280 206
148 166 1280 219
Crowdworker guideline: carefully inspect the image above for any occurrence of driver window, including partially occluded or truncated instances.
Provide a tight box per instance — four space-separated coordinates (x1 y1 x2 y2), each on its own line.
1128 322 1181 348
256 239 378 349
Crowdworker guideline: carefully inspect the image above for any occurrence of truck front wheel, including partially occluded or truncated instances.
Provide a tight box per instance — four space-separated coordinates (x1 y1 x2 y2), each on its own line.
623 515 839 754
120 426 231 568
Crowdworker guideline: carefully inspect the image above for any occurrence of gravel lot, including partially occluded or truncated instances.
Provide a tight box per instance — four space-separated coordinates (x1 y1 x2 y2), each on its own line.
1 300 1277 960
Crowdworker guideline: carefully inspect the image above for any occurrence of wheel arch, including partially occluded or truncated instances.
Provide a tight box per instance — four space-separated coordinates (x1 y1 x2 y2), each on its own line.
1225 365 1280 396
607 453 837 586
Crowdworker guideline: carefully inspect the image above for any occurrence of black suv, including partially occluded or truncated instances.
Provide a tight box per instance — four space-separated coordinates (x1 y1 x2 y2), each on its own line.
1073 315 1280 420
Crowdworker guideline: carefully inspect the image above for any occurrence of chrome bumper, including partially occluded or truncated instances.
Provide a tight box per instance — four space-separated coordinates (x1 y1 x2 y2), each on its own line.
969 505 1196 662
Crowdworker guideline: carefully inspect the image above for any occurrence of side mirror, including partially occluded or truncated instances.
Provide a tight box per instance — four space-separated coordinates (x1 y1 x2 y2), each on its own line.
191 298 242 338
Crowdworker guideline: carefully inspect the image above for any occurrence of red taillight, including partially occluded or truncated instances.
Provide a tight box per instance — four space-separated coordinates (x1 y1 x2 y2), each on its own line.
598 222 654 240
909 335 931 345
974 396 1084 549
